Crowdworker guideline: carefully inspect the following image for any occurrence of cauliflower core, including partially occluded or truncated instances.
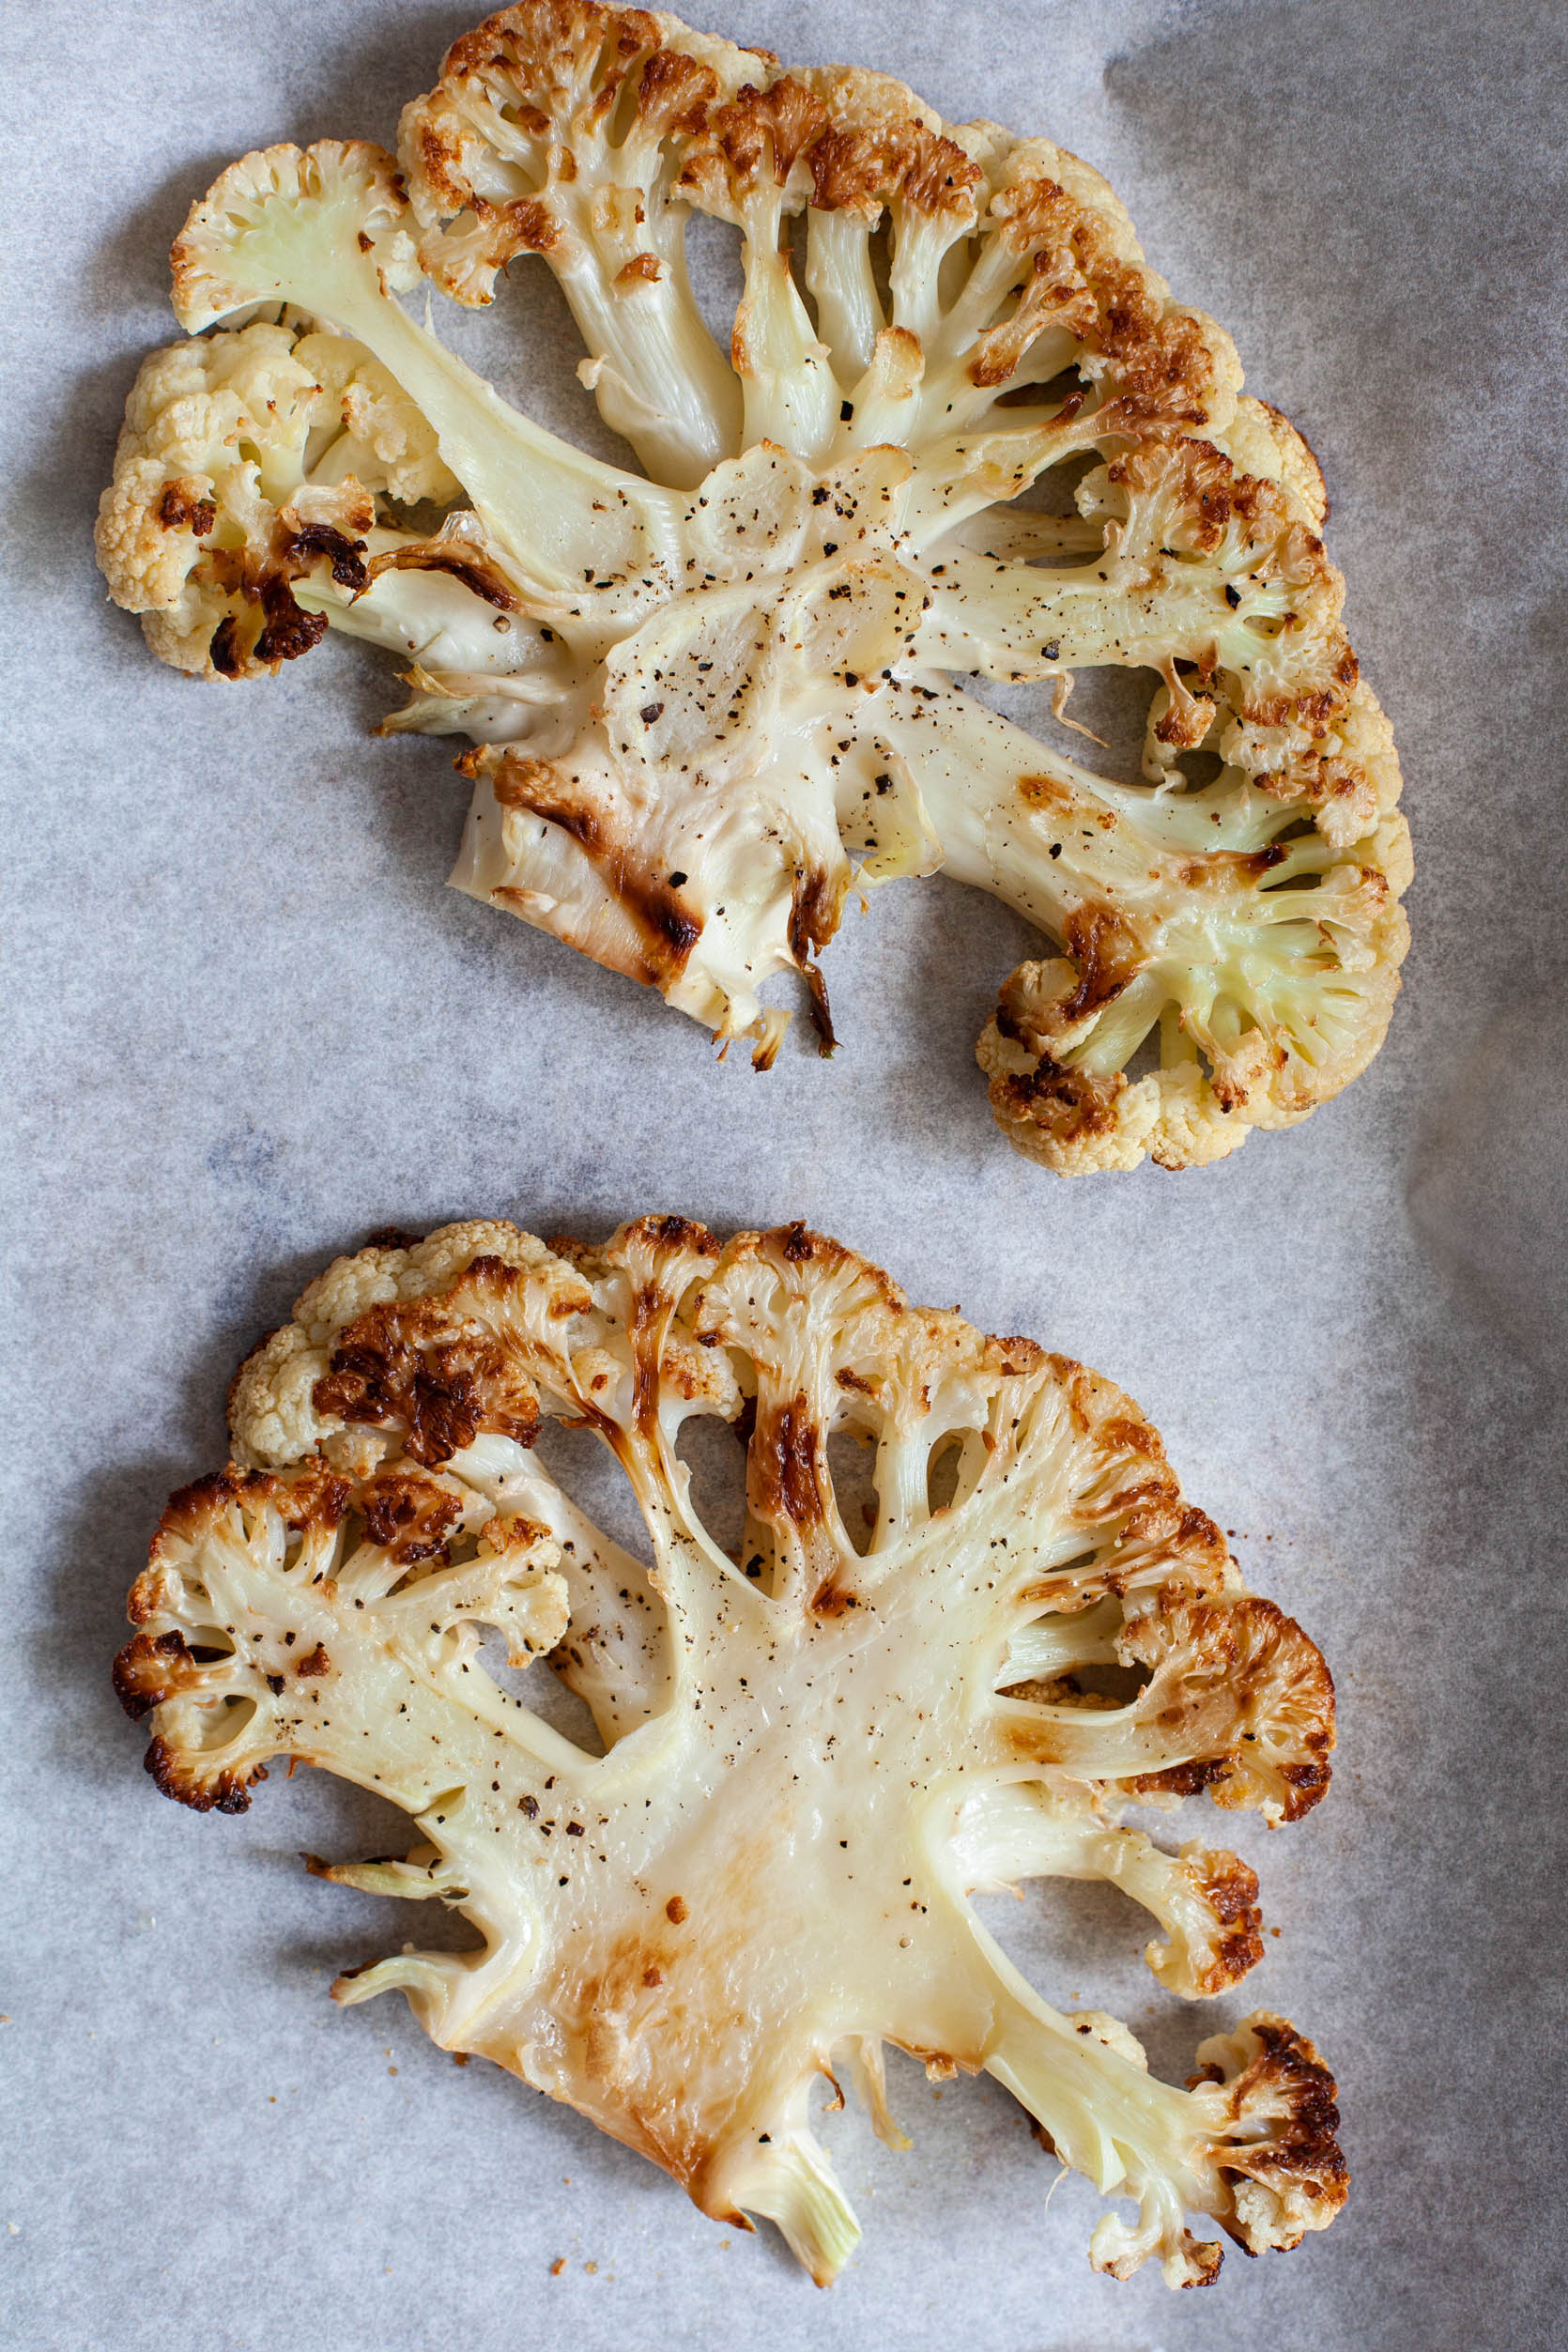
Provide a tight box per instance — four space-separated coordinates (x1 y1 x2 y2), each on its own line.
115 1217 1346 2286
94 5 1409 1170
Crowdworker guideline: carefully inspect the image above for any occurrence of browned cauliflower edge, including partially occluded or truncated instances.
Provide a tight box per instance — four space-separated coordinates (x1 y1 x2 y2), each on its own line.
115 1216 1346 2287
93 3 1409 1176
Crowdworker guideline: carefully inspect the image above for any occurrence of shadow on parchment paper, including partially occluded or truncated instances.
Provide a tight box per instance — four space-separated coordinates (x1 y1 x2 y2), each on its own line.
82 152 241 317
1407 993 1568 1380
54 154 239 572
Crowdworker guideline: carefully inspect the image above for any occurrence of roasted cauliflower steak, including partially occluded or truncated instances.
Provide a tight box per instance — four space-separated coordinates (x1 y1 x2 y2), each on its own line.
115 1217 1347 2285
94 3 1408 1175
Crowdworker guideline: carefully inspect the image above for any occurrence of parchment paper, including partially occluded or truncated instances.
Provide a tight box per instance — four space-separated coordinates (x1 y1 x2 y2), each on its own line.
3 3 1565 2346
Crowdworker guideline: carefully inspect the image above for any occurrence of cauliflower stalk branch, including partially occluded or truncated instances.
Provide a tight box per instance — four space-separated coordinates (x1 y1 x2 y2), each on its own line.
97 2 1408 1169
117 1218 1346 2288
403 1 749 485
169 139 681 597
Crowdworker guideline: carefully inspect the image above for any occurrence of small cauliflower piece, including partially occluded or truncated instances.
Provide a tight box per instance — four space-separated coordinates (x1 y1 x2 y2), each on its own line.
96 321 378 676
117 1217 1346 2289
93 314 563 688
96 5 1410 1168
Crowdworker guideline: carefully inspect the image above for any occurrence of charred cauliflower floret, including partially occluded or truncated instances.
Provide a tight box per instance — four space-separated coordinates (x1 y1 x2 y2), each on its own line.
95 5 1409 1169
116 1217 1346 2287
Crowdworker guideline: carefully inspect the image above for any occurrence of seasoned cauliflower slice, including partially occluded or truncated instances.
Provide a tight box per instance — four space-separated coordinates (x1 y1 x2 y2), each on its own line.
117 1217 1346 2288
95 5 1409 1170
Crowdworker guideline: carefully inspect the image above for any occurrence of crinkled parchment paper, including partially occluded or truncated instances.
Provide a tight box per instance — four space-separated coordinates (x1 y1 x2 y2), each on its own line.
2 3 1564 2346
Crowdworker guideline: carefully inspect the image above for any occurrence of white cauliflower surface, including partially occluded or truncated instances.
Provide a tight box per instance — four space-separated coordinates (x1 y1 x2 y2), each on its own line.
94 1 1410 1173
117 1218 1345 2288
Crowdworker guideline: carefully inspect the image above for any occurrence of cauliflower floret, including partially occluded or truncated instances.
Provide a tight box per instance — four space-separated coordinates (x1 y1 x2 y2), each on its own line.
117 1216 1346 2289
95 315 467 676
95 323 358 673
97 4 1410 1169
292 331 458 505
1223 393 1330 530
225 1323 332 1467
400 0 749 484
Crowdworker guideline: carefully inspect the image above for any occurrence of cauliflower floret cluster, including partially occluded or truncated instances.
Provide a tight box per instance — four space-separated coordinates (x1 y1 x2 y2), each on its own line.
96 318 467 675
95 3 1409 1170
116 1216 1346 2288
